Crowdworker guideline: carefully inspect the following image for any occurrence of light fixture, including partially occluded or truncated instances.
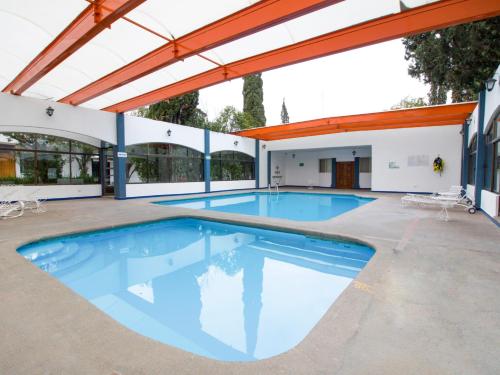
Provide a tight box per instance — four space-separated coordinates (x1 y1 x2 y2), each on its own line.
46 106 54 117
167 129 172 136
262 144 266 149
234 140 239 146
352 150 357 157
465 118 472 125
485 78 497 92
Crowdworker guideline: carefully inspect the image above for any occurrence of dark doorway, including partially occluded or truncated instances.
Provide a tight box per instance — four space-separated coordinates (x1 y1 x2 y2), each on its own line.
336 162 354 189
103 147 114 195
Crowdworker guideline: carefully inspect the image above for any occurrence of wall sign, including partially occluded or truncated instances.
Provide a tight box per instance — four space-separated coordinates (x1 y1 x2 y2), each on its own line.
388 161 400 169
408 154 429 167
117 151 127 158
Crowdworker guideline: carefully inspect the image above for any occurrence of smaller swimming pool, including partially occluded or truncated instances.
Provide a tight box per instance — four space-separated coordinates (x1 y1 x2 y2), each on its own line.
156 192 374 221
18 218 374 361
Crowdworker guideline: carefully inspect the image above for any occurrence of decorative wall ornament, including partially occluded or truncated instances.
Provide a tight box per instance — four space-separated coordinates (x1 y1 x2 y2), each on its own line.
433 155 444 176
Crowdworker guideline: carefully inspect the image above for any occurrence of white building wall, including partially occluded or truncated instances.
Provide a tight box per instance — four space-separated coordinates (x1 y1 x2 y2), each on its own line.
8 185 101 200
266 125 462 193
465 66 499 217
124 115 204 152
274 147 371 188
484 65 500 131
481 190 499 218
210 131 255 156
123 116 257 197
0 93 116 146
211 181 255 191
126 182 205 198
0 93 115 199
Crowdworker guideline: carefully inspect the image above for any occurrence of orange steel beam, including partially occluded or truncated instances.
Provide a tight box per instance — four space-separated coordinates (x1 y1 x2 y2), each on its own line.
261 120 463 140
234 102 476 140
60 0 342 105
2 0 146 95
103 0 500 113
262 122 463 140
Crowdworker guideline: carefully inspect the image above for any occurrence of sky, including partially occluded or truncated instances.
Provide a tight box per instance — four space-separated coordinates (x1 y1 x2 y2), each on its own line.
198 39 430 125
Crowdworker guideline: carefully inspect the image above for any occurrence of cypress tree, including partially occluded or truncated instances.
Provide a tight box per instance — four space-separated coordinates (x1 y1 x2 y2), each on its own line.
243 73 266 127
281 98 289 124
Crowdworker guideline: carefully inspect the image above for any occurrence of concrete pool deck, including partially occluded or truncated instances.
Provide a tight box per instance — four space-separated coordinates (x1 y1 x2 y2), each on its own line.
0 188 499 374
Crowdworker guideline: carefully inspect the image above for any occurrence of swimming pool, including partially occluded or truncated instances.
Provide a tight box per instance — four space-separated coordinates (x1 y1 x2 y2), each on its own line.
18 218 374 361
156 192 374 221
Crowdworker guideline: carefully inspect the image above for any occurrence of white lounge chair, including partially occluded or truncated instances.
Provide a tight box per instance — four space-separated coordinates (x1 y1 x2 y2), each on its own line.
401 193 476 221
0 186 46 213
0 201 25 219
22 189 47 213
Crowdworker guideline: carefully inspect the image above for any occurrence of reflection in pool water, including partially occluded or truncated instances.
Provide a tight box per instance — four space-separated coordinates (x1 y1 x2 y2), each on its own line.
18 218 374 361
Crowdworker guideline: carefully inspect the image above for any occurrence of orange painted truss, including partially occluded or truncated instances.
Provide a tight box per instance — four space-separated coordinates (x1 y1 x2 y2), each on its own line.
234 102 477 140
2 0 146 95
103 0 500 113
60 0 342 106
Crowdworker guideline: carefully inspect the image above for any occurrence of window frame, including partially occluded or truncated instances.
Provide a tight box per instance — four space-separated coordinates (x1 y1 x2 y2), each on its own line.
485 115 500 193
0 132 100 185
210 151 255 181
126 143 204 184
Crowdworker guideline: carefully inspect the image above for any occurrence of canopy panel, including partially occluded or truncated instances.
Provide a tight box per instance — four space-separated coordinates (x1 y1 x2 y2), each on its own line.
1 0 498 112
234 102 478 140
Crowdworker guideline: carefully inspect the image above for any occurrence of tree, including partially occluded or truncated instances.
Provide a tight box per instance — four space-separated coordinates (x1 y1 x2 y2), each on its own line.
136 91 208 128
403 18 500 104
391 96 427 110
208 106 255 133
280 98 289 123
243 73 266 127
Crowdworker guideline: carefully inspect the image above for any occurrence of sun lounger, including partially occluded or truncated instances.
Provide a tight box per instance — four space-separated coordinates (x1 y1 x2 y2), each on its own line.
401 193 476 221
0 201 25 219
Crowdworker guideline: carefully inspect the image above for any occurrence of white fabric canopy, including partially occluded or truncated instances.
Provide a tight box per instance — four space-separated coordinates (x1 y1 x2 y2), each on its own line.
0 0 439 108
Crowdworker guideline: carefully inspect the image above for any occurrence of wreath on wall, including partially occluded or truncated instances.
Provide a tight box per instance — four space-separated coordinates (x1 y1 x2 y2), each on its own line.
433 156 444 176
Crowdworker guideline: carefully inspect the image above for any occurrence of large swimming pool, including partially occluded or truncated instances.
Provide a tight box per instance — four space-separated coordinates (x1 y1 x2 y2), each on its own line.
156 192 374 221
18 218 374 361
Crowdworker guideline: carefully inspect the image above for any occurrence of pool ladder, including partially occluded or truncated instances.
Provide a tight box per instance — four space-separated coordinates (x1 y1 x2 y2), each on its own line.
268 183 279 195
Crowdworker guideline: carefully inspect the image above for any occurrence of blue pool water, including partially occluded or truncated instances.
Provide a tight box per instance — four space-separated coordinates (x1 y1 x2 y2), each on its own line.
156 192 374 221
18 218 374 361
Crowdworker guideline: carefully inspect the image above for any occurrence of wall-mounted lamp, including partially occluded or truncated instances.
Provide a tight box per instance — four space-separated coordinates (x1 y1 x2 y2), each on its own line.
166 129 172 136
46 106 54 117
234 140 239 146
485 78 497 92
465 118 472 125
352 150 357 157
262 144 266 149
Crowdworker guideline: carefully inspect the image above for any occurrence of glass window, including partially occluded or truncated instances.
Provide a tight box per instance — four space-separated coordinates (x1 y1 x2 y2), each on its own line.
359 158 372 173
319 159 331 173
71 154 100 184
37 152 71 184
0 132 37 150
468 135 477 185
127 155 150 183
211 151 255 181
0 132 100 185
71 140 99 154
493 142 500 193
487 115 500 193
37 134 70 152
125 143 204 183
